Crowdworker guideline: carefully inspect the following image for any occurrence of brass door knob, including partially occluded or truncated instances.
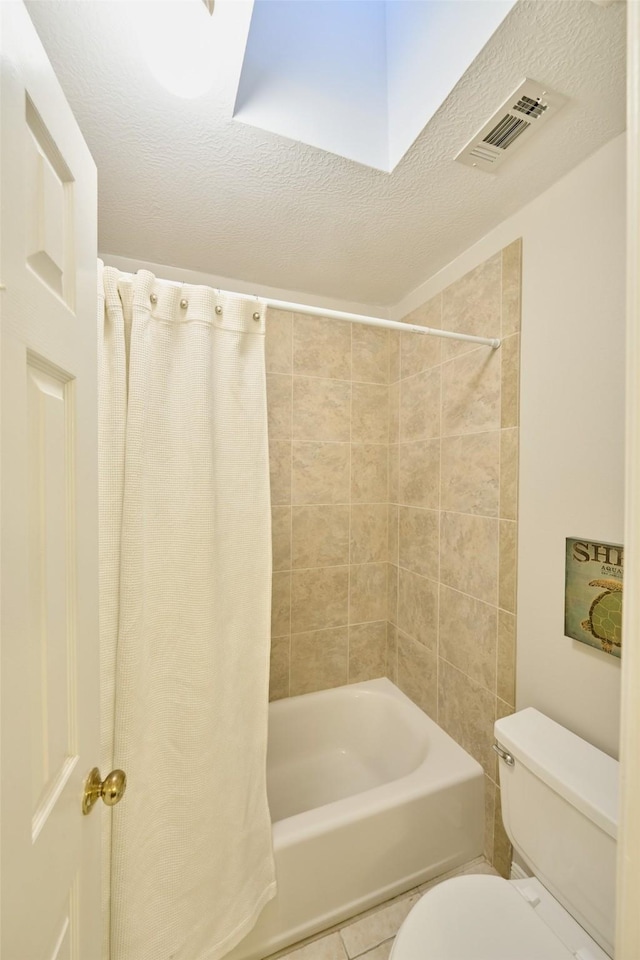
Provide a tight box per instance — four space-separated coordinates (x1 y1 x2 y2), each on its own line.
82 767 127 815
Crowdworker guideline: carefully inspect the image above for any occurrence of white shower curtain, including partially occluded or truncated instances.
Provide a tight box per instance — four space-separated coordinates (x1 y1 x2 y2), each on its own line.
98 265 276 960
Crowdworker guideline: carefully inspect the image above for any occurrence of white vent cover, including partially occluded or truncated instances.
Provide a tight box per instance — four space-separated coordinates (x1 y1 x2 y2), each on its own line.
455 78 567 174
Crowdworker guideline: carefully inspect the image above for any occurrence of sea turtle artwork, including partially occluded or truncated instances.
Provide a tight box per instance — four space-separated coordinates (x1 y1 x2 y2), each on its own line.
580 579 623 655
565 539 623 657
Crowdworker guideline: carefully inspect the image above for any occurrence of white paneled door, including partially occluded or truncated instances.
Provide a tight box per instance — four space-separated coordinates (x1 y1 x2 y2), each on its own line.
0 4 100 959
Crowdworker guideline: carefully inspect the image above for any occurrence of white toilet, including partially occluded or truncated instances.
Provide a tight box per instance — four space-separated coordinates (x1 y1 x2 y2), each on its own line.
391 707 618 960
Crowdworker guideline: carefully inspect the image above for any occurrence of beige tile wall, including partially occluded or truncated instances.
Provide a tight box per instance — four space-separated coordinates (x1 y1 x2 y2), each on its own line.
266 240 521 877
386 240 522 877
267 312 390 699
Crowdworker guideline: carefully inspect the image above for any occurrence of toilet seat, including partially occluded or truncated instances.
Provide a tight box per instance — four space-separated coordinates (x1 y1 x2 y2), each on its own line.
390 875 607 960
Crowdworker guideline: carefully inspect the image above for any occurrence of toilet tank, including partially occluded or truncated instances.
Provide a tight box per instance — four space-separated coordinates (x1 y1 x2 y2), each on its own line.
494 708 618 958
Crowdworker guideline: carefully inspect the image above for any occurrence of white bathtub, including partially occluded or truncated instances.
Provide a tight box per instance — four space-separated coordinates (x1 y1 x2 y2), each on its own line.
227 678 484 960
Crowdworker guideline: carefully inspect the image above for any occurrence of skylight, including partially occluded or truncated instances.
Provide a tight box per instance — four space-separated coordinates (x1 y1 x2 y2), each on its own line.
233 0 517 172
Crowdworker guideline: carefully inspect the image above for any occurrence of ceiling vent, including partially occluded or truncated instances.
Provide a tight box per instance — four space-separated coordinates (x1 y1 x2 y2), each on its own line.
455 79 567 174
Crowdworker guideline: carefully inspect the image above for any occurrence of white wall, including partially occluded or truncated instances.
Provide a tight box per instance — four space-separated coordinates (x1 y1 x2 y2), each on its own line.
392 134 626 758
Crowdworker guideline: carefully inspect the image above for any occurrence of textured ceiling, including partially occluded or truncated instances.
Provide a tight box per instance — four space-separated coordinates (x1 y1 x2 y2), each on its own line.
26 0 626 308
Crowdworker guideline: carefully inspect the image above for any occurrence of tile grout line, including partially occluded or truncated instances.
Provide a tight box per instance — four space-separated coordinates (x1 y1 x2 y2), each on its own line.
272 616 388 638
437 651 500 701
436 292 443 725
288 314 294 696
384 332 390 651
394 563 497 606
277 503 515 522
495 254 504 741
395 335 401 683
347 323 353 681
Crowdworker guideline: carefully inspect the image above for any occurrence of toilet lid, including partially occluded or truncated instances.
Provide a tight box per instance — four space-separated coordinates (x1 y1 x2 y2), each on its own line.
391 875 575 960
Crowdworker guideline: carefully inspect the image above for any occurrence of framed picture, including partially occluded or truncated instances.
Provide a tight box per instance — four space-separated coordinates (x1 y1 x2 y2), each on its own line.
564 538 623 658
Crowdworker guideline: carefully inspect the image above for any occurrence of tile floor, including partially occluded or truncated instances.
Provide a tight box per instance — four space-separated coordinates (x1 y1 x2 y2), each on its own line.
268 858 500 960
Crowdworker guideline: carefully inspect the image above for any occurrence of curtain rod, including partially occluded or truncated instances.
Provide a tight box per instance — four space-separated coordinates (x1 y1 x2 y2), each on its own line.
114 265 501 349
261 297 501 349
